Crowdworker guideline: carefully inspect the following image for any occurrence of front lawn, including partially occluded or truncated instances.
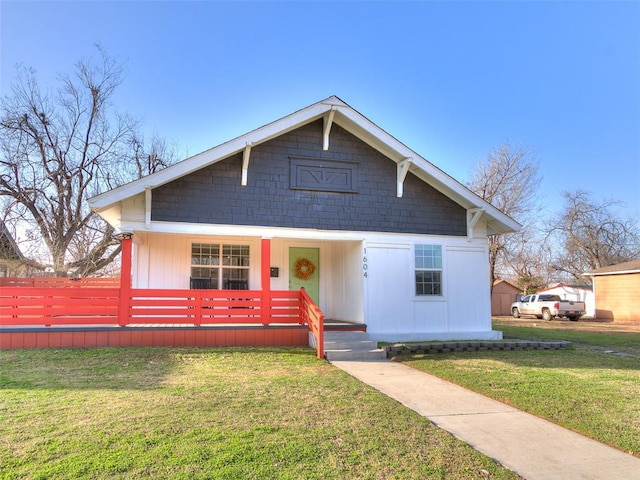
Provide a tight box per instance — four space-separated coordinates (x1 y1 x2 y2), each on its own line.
0 347 519 479
397 321 640 457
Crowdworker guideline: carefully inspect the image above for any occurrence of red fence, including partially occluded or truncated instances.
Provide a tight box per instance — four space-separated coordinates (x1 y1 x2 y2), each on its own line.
0 277 120 288
0 286 325 357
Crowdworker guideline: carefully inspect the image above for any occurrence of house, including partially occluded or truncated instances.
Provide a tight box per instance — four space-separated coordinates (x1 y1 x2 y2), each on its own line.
0 221 23 278
89 96 520 342
584 260 640 323
491 279 521 316
535 283 595 318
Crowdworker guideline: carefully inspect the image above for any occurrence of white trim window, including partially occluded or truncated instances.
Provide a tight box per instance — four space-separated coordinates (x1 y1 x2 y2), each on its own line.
191 243 250 289
415 245 442 296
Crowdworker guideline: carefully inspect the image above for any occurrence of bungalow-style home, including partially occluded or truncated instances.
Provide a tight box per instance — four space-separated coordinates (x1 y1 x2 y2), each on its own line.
0 221 23 278
584 260 640 323
89 96 520 342
491 279 521 316
535 283 595 318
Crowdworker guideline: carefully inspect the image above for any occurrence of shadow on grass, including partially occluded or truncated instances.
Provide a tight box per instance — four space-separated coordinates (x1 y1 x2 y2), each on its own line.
0 346 320 391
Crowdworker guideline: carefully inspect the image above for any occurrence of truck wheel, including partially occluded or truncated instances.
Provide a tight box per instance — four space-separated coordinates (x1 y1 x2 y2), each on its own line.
542 309 552 321
512 308 520 319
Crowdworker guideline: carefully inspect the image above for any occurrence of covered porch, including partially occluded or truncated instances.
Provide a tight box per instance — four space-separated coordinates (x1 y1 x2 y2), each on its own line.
1 236 364 357
131 229 366 329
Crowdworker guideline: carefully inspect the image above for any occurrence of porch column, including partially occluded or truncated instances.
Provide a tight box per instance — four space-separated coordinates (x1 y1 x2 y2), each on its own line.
118 232 133 327
261 238 271 325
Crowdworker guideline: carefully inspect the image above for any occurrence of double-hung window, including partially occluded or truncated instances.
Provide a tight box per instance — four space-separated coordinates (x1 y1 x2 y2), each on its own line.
415 245 442 296
191 243 249 289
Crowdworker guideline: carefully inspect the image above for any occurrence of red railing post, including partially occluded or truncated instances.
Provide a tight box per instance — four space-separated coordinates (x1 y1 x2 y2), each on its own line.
298 287 306 325
118 233 133 327
261 238 271 326
44 291 52 327
194 289 202 327
300 287 325 359
315 307 324 359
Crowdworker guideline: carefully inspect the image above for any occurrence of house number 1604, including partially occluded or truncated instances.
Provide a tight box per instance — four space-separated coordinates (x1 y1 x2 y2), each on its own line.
363 248 368 277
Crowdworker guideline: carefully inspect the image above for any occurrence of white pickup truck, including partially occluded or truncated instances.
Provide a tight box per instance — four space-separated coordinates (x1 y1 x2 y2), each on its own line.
511 294 586 321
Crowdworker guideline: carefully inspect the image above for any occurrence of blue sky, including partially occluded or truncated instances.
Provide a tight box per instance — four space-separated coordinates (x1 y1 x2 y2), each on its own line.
2 1 639 220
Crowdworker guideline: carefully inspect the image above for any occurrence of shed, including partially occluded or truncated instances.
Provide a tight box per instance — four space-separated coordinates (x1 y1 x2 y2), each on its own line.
491 279 521 316
584 260 640 323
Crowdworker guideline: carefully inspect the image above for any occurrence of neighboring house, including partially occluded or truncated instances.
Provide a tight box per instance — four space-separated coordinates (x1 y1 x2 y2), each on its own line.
492 279 521 316
535 283 595 318
0 221 23 278
89 96 520 341
584 260 640 323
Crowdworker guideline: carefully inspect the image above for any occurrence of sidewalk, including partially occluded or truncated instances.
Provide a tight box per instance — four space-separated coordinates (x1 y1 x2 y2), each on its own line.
331 359 640 480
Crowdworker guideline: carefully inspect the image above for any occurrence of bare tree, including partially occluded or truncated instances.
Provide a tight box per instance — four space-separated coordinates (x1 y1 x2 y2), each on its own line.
0 47 173 277
548 190 640 281
467 143 541 289
503 228 552 293
128 133 174 180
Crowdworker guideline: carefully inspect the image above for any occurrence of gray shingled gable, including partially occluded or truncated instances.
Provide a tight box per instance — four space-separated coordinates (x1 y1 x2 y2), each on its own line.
89 96 520 236
151 120 467 236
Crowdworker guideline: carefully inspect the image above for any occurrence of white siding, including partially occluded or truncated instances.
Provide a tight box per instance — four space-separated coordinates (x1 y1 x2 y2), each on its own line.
269 238 288 292
129 228 500 341
413 300 448 333
365 244 412 335
364 236 499 342
324 241 364 323
446 246 491 333
133 233 261 290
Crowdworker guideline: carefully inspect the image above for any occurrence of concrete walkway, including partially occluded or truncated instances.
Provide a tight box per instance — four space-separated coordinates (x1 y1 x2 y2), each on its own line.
331 359 640 480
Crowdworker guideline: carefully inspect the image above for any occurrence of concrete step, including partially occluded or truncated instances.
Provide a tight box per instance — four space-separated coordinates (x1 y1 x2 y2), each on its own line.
323 330 387 362
324 340 378 350
325 348 387 361
324 331 370 341
324 340 378 351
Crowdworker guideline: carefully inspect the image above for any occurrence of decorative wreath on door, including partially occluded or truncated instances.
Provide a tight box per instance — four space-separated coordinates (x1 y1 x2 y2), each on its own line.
293 258 316 281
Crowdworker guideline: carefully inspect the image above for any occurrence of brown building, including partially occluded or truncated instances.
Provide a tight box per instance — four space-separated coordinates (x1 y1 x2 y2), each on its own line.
492 279 521 316
585 260 640 323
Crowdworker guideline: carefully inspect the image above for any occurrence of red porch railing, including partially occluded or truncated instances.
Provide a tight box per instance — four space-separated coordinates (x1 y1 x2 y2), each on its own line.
300 287 324 359
0 277 120 288
0 285 325 358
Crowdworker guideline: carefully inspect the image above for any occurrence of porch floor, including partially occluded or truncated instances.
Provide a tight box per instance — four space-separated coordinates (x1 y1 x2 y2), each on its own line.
324 320 367 332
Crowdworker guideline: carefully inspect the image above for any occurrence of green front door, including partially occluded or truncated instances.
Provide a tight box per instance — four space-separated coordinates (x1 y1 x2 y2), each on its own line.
289 247 320 304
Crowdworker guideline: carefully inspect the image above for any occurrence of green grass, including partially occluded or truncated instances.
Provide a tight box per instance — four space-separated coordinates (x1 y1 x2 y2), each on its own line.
0 347 519 480
398 322 640 457
496 322 640 354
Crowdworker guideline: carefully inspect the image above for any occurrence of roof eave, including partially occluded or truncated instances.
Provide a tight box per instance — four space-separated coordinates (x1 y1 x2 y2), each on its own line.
89 96 521 235
330 105 521 235
90 97 344 212
584 269 640 277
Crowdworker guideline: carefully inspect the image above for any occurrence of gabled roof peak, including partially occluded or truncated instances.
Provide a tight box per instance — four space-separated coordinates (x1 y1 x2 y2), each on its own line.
89 96 520 236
